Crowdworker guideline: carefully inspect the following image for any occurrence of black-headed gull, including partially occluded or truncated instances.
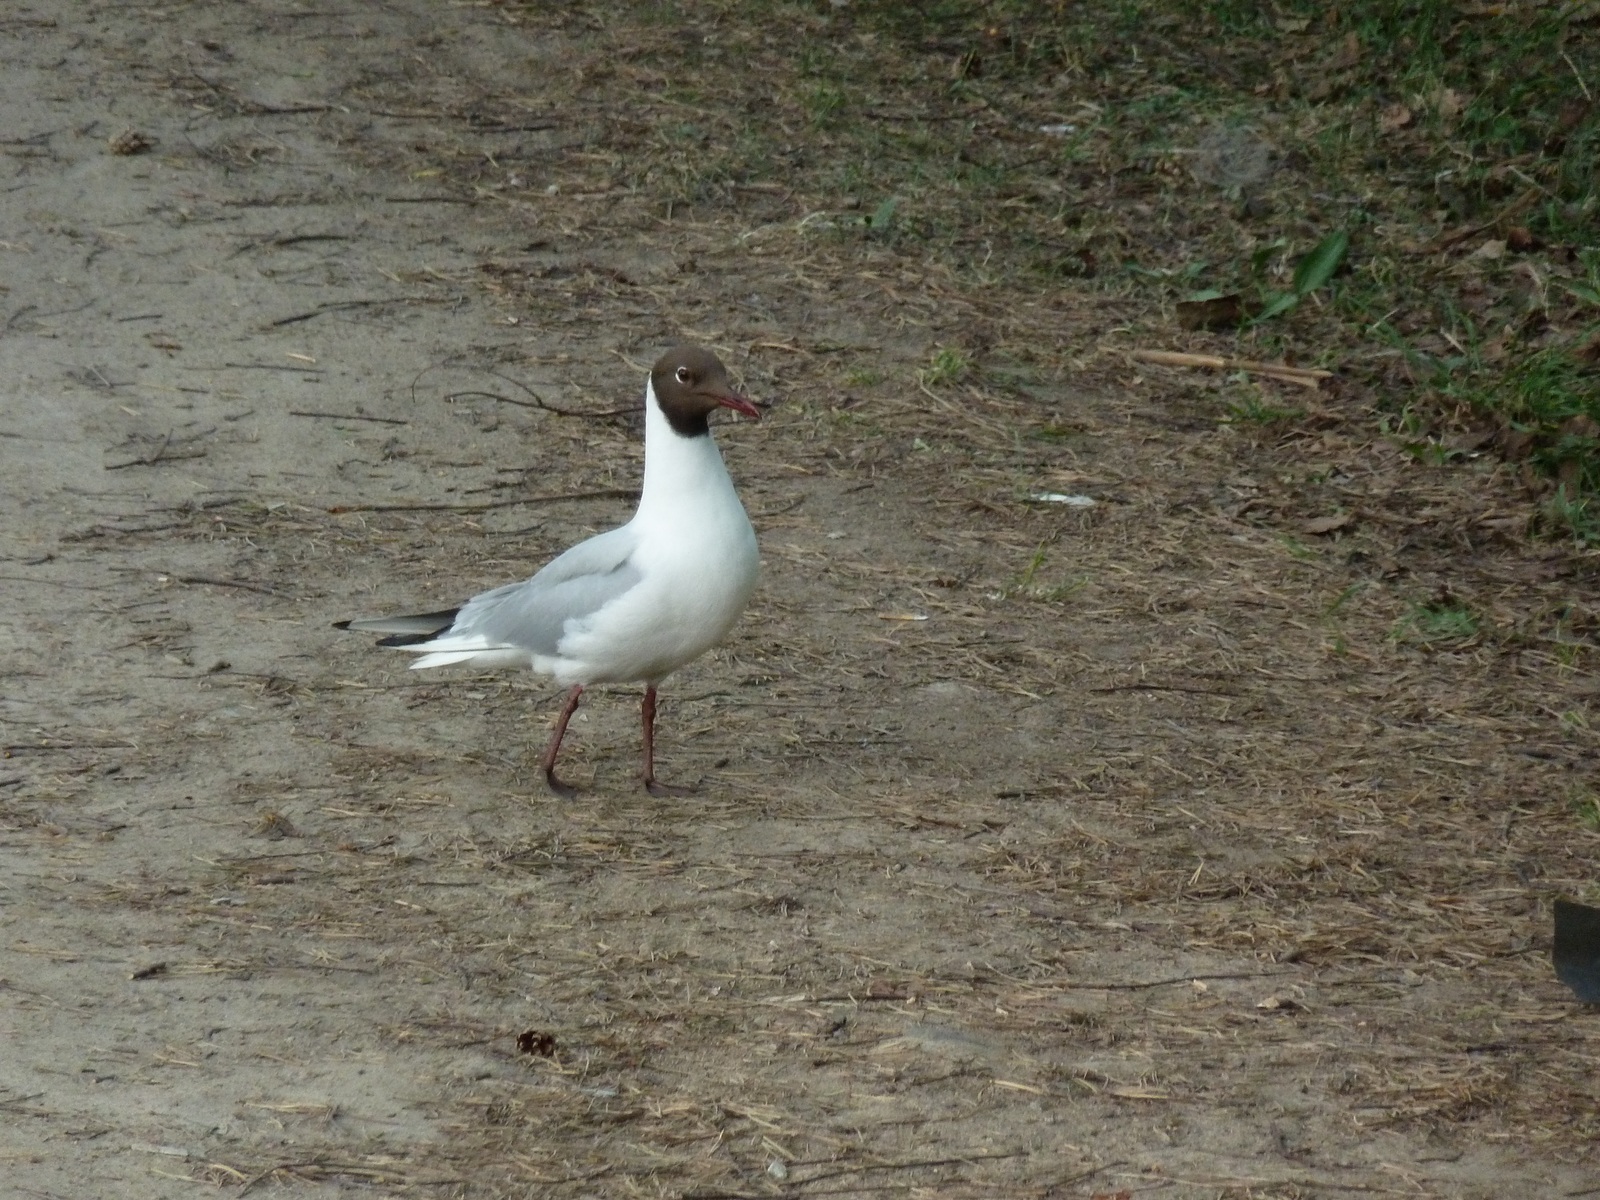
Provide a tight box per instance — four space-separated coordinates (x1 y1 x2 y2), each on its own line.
340 346 761 796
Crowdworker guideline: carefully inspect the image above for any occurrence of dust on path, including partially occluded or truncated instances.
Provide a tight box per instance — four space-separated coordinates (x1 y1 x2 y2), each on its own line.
1 4 1595 1198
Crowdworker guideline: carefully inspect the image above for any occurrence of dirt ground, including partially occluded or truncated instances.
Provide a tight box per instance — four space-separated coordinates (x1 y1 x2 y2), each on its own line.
2 4 1597 1198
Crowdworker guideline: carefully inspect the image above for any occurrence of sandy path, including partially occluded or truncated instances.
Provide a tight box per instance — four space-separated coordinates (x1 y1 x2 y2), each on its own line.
2 4 1595 1198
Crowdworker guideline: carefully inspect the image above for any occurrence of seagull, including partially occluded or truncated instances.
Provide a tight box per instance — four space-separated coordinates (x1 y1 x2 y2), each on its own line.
339 345 761 797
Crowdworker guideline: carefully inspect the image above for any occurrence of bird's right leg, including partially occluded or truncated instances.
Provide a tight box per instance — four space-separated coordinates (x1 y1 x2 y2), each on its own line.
541 684 584 798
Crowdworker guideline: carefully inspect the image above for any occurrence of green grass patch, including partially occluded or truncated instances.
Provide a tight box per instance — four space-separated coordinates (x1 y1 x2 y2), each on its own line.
1575 790 1600 833
1396 593 1481 646
1430 338 1600 525
1221 383 1303 426
919 346 974 388
1005 543 1087 604
513 0 1600 521
1543 486 1600 545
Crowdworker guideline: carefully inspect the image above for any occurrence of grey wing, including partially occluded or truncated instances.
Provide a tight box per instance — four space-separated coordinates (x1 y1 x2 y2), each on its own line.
448 524 642 656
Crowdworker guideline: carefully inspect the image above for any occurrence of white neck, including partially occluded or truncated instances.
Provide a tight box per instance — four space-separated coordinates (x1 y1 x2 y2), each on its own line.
637 378 739 518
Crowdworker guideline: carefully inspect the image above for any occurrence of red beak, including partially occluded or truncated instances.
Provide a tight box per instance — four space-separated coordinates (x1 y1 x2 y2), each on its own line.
717 392 763 421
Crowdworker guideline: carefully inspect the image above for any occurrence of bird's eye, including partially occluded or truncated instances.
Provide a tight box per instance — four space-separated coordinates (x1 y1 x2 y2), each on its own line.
675 366 691 384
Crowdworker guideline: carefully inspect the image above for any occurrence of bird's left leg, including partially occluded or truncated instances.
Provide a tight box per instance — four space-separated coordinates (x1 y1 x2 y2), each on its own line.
641 684 694 796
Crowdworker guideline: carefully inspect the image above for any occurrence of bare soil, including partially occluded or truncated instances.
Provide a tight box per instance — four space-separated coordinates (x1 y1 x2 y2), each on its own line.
2 4 1597 1198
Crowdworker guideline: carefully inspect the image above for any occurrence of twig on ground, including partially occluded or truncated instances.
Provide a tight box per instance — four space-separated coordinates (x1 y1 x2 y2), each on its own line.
792 1150 1028 1187
226 233 352 260
1033 970 1299 991
1091 681 1243 696
751 495 806 518
215 362 324 373
288 410 408 425
164 574 296 599
267 299 396 327
4 741 136 753
105 429 212 469
445 388 634 419
449 366 635 418
242 102 336 115
327 487 637 514
144 430 172 465
1429 186 1542 251
1130 349 1334 389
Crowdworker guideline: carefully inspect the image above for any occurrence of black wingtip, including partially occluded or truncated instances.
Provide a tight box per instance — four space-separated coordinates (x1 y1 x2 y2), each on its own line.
1555 899 1600 1004
375 631 441 648
335 608 461 643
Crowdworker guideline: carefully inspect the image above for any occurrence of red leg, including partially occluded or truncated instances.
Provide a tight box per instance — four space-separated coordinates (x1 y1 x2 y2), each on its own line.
542 684 583 798
642 684 693 796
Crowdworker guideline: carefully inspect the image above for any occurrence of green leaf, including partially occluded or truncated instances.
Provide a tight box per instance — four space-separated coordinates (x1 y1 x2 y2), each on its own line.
1291 230 1349 296
1253 291 1301 323
869 197 897 232
1250 237 1287 275
1185 288 1228 302
1561 281 1600 307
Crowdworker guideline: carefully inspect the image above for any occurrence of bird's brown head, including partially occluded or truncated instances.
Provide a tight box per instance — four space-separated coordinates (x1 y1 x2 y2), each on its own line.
650 345 761 437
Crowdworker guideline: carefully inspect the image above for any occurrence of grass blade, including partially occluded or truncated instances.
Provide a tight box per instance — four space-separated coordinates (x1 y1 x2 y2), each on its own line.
1291 230 1349 296
1253 291 1301 323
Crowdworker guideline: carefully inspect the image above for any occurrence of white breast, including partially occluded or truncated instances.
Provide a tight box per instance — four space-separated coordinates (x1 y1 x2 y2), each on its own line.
542 380 758 685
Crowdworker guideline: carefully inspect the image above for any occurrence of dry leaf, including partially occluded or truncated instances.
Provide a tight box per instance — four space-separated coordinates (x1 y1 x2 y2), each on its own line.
1470 239 1507 261
516 1029 557 1057
1379 103 1414 133
1556 97 1593 135
1176 293 1244 331
108 129 155 155
1327 31 1362 71
1498 427 1537 461
1506 225 1539 252
1442 430 1492 453
1561 415 1600 441
1302 513 1353 535
254 810 297 838
1256 994 1303 1012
